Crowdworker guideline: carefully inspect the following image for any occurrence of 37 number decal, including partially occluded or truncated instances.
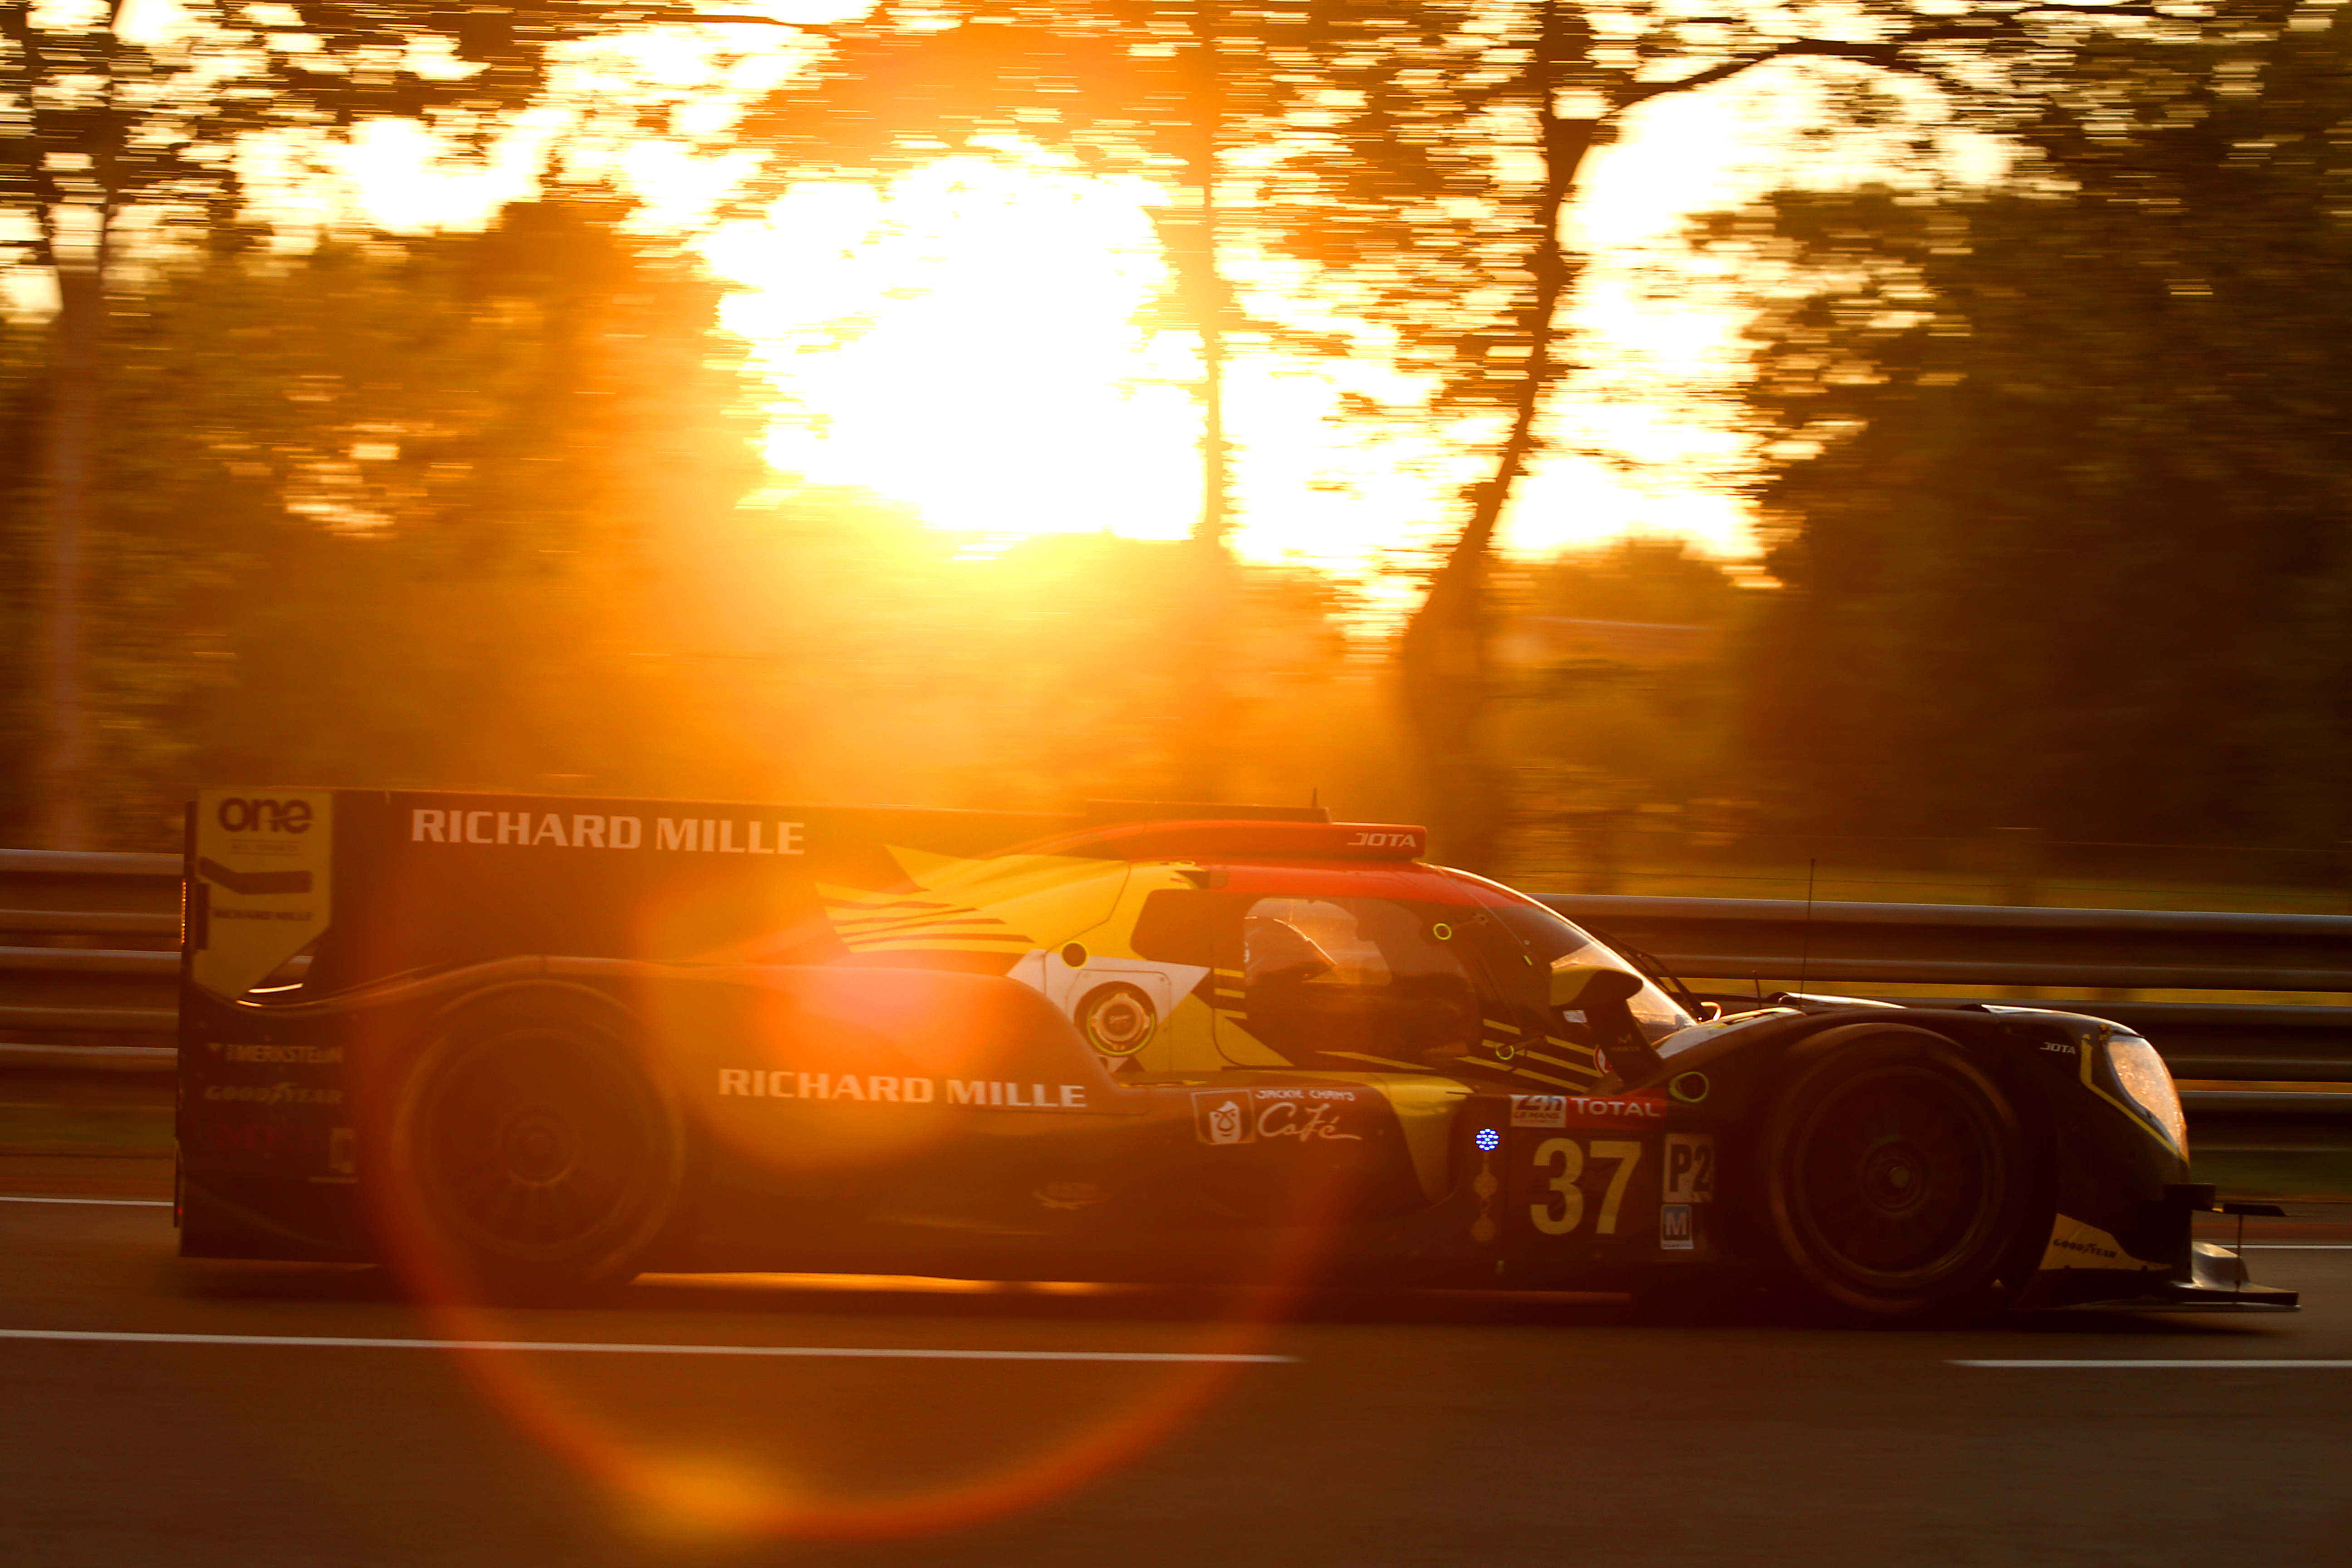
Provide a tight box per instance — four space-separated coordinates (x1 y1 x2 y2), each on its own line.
1529 1137 1643 1236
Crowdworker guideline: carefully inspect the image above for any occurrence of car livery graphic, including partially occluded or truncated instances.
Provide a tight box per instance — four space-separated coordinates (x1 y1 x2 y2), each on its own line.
175 789 2292 1318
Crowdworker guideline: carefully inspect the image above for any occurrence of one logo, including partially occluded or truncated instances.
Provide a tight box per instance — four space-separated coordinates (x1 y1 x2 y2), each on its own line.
1661 1203 1695 1250
1194 1091 1256 1146
215 797 313 835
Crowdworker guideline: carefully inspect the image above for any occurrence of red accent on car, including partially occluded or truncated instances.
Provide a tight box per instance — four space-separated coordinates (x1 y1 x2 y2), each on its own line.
1044 819 1430 863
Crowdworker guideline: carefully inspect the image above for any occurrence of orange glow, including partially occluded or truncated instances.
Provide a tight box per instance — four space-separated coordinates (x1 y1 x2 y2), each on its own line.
695 77 1875 569
299 40 1984 573
256 28 1994 576
633 1271 1128 1293
357 944 1386 1544
412 1292 1278 1543
370 1190 1367 1543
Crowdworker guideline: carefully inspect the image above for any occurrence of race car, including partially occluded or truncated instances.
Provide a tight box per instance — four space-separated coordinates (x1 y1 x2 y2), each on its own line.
174 788 2293 1319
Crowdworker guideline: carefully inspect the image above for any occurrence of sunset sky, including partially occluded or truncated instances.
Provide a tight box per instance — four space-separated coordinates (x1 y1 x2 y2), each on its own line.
270 8 1980 581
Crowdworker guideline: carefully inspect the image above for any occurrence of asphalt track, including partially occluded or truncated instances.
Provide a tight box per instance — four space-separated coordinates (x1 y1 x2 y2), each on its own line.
3 1156 2349 1567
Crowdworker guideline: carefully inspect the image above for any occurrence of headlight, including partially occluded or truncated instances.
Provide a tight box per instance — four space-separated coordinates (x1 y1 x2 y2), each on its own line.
2102 1033 2188 1155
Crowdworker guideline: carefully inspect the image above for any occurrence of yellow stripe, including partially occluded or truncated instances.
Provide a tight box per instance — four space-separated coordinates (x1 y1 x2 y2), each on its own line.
1525 1051 1601 1080
837 914 1021 936
843 934 1033 953
822 895 956 912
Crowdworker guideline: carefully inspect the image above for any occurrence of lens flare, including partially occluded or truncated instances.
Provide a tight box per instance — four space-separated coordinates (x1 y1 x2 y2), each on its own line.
351 812 1410 1544
371 1176 1360 1544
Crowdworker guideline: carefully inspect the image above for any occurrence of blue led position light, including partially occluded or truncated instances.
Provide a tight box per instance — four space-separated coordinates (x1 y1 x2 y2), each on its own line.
1474 1128 1502 1152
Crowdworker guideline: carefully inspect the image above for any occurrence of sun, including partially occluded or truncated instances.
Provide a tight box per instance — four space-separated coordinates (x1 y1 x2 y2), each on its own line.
709 157 1206 545
320 38 1805 574
703 150 1509 574
701 126 1771 574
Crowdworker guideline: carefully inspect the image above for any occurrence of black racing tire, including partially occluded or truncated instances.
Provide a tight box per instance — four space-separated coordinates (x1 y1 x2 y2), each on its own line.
1761 1025 2028 1323
377 991 684 1304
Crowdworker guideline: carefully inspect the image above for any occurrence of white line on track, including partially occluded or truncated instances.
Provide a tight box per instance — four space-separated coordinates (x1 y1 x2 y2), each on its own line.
0 1196 168 1207
1955 1359 2352 1369
0 1328 1293 1365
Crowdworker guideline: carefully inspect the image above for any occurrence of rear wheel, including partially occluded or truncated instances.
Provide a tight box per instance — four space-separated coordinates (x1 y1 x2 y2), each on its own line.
380 995 683 1303
1763 1027 2027 1322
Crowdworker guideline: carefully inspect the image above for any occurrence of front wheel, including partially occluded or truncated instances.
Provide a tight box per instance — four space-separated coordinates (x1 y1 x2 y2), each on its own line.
1762 1026 2030 1323
377 993 684 1304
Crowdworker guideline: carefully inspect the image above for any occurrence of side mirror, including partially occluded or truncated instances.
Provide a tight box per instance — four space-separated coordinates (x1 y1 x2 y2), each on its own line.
1548 965 1644 1010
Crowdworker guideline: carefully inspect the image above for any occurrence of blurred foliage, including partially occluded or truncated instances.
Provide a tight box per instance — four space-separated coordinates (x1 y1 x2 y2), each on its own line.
3 1 717 845
0 193 1396 846
1494 540 1747 863
0 192 765 844
747 1 2228 869
1715 5 2352 844
644 500 1406 820
20 4 2350 863
752 2 2105 415
1520 538 1743 628
1 0 661 247
0 308 38 829
742 3 1954 867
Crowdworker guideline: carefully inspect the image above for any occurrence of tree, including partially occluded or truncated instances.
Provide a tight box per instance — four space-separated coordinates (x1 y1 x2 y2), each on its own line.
741 2 2171 863
0 1 666 845
10 187 761 843
1495 539 1745 871
741 1 1333 800
1718 4 2350 841
1294 1 2232 869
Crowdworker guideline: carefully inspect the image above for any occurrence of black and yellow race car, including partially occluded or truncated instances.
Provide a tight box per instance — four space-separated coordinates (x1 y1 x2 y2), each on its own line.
176 789 2292 1318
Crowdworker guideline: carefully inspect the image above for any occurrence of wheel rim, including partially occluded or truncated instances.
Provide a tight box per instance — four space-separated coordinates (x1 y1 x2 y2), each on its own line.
1786 1063 2007 1293
419 1029 657 1260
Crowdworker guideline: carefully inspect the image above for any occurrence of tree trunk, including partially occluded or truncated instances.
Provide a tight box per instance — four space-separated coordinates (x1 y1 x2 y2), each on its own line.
1173 0 1235 804
38 260 101 849
1396 1 1594 871
23 1 124 849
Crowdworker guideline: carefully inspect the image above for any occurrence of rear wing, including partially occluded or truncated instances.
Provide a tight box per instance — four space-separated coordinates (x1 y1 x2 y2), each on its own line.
182 788 1427 1006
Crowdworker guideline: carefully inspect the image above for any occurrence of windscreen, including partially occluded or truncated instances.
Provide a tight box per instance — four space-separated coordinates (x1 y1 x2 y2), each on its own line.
1442 875 1694 1045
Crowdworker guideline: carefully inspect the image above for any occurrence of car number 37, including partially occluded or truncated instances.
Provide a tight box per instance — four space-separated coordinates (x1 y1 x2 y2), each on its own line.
1529 1137 1642 1236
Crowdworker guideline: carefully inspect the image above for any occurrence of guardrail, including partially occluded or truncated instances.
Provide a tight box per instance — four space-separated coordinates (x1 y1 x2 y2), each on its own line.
0 849 180 1050
1541 894 2352 1086
1540 894 2352 995
4 851 2349 1094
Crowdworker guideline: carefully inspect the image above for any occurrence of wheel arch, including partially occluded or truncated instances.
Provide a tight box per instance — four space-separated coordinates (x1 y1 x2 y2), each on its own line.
358 975 695 1298
1709 1014 2063 1313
